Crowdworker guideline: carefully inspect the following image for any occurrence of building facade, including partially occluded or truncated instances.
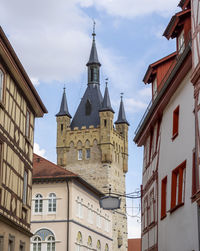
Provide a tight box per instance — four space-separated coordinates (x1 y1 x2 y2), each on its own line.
0 27 47 251
134 1 200 250
31 154 112 251
56 30 129 250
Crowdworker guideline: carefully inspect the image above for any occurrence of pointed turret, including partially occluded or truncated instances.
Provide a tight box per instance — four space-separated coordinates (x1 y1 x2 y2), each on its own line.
87 22 101 85
100 80 114 113
115 94 129 125
56 88 71 118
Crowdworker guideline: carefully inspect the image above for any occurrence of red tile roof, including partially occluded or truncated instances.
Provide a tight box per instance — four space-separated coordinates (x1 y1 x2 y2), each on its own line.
128 238 141 251
33 153 77 180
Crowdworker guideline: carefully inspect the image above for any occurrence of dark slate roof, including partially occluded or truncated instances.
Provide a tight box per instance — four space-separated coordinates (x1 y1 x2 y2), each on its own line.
99 85 114 113
86 34 101 66
70 84 103 129
56 88 72 118
115 97 129 125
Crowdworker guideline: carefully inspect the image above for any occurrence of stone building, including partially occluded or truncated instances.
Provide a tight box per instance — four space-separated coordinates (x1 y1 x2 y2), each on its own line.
56 29 129 250
0 27 47 251
31 153 112 251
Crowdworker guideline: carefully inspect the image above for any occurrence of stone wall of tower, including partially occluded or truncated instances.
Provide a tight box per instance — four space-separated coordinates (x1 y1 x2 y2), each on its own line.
56 118 128 250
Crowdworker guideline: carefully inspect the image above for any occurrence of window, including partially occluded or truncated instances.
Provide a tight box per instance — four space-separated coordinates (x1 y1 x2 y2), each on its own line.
0 236 4 251
178 31 185 54
172 106 179 139
85 99 92 115
78 149 82 160
171 161 186 211
47 236 55 251
87 236 92 249
192 151 197 196
97 240 101 251
8 236 14 251
76 199 83 218
33 236 41 251
76 232 82 251
86 149 90 159
104 119 107 127
105 244 109 251
144 197 148 229
0 69 4 102
61 124 63 132
48 193 56 213
22 170 28 204
19 241 25 251
149 190 154 224
93 67 98 82
25 109 30 138
35 194 43 213
161 176 167 219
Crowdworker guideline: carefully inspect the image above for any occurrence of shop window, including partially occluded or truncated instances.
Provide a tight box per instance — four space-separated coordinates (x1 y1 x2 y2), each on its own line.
171 161 186 211
161 176 167 219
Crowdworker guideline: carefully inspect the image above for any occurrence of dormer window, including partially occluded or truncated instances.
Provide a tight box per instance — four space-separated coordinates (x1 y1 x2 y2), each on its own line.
85 99 92 116
178 31 185 54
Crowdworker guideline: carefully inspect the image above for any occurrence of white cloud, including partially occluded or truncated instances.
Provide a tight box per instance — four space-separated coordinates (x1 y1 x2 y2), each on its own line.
78 0 178 19
138 86 152 98
34 143 46 157
30 77 40 86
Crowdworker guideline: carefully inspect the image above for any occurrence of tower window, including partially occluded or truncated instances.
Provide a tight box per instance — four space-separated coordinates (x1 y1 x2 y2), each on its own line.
91 68 94 81
86 149 90 159
78 149 83 160
93 67 98 81
104 119 107 127
61 124 63 132
85 99 92 116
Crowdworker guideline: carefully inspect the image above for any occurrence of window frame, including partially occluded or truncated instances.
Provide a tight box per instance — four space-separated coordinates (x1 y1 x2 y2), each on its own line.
0 66 6 106
33 236 42 251
86 148 90 160
48 193 56 213
22 169 28 205
172 105 179 140
34 194 43 214
78 149 83 160
170 160 186 212
161 176 167 220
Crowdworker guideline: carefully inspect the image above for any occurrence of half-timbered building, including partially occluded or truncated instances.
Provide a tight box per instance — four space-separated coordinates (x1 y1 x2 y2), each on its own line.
134 1 200 250
0 27 47 251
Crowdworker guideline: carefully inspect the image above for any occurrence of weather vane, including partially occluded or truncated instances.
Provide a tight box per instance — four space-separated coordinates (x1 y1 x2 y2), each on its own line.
120 92 124 99
92 19 96 39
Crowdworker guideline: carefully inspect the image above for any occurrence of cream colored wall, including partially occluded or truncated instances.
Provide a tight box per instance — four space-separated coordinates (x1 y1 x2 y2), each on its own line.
31 179 113 251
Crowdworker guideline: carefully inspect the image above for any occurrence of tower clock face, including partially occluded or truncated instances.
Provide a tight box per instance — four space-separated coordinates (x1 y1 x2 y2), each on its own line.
192 0 200 71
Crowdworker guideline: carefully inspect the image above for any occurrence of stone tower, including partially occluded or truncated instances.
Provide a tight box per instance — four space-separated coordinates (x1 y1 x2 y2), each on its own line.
56 28 129 250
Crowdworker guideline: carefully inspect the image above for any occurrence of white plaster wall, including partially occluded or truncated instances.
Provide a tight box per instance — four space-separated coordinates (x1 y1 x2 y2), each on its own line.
158 71 199 251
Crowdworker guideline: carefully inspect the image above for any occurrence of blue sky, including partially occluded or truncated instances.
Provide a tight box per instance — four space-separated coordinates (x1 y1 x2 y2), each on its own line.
1 0 180 237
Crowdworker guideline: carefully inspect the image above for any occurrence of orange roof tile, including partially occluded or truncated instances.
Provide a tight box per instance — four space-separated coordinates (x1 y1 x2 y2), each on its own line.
33 153 77 180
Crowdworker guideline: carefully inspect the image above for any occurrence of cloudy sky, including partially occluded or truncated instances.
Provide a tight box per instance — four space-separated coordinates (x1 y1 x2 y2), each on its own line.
1 0 180 238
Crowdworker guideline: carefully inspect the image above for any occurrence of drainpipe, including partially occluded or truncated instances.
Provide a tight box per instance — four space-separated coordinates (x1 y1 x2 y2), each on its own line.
66 180 70 251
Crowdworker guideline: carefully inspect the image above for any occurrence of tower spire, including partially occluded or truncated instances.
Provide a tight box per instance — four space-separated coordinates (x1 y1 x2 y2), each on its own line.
99 78 114 113
56 87 72 118
115 93 129 125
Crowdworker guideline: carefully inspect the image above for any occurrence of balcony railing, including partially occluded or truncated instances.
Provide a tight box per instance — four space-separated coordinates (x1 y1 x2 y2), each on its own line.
134 32 191 136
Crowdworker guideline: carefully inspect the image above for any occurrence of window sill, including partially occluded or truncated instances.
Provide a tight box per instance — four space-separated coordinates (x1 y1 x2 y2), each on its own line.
47 212 56 215
171 132 178 141
169 202 184 214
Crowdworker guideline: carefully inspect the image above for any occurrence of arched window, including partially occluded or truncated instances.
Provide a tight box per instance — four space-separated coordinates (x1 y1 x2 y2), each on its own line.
35 194 43 213
76 231 82 251
97 240 101 251
48 193 56 212
33 236 41 251
47 236 55 251
105 243 109 251
87 236 92 247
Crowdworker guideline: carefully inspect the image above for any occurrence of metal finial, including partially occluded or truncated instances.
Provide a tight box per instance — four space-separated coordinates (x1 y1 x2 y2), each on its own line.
120 92 124 100
92 20 96 40
63 84 66 93
105 78 108 87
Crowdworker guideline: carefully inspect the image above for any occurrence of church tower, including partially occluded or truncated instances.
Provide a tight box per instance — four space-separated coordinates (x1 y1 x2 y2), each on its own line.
56 25 129 250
